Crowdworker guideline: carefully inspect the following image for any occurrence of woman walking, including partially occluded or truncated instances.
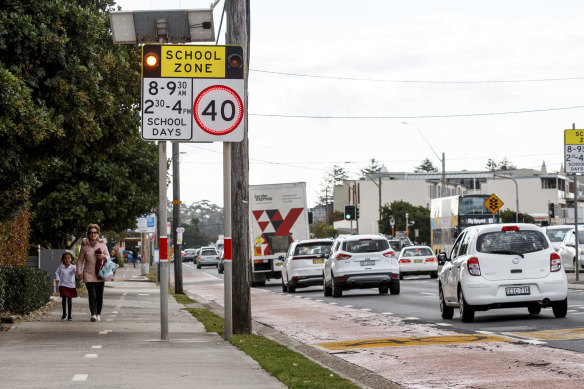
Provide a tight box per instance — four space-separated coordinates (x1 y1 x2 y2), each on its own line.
76 223 108 322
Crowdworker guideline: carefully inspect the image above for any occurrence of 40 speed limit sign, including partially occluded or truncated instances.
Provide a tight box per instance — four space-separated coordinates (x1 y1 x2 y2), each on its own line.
193 79 244 141
141 44 244 142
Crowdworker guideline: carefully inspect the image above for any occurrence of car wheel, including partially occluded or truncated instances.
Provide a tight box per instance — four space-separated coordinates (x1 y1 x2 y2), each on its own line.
287 280 296 293
430 271 438 279
282 279 287 293
528 304 541 315
458 289 475 323
196 263 201 269
379 286 388 294
440 285 454 319
332 279 342 298
323 276 332 297
552 298 568 318
399 273 404 280
389 279 400 295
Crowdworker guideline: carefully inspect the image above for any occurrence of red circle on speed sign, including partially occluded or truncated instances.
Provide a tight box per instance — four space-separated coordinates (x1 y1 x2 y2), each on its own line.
193 85 243 135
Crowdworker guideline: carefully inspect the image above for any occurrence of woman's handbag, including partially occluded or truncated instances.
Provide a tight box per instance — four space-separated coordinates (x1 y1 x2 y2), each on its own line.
98 259 119 281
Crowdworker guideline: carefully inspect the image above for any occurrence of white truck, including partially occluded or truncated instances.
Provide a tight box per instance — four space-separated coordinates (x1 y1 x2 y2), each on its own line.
249 182 310 286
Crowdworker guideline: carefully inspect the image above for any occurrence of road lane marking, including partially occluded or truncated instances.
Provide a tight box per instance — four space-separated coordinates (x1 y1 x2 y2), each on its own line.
72 374 88 381
84 354 98 358
91 345 102 349
506 327 584 341
315 334 510 350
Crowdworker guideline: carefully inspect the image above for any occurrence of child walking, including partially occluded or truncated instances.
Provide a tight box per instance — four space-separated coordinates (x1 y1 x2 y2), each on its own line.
55 251 78 321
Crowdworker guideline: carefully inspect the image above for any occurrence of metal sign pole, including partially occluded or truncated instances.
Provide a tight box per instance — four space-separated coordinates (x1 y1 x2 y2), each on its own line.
223 143 233 340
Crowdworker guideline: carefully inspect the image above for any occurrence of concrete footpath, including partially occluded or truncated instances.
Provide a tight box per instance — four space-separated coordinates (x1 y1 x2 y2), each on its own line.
0 266 285 389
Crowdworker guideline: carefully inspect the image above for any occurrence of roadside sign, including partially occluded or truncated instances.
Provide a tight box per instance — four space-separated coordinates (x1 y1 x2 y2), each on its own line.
484 193 504 214
564 129 584 174
176 227 185 233
141 44 244 142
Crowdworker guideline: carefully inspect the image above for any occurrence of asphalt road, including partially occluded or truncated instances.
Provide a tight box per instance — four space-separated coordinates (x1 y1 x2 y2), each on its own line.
181 262 584 354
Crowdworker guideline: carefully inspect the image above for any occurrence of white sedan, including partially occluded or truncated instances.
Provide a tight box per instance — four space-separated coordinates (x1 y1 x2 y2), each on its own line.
439 223 568 323
397 245 438 279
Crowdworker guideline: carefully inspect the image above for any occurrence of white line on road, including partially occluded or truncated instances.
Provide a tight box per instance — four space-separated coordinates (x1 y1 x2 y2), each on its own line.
72 374 88 381
382 312 394 315
405 317 419 320
84 354 98 358
91 345 102 349
435 323 453 327
99 330 112 335
361 308 373 312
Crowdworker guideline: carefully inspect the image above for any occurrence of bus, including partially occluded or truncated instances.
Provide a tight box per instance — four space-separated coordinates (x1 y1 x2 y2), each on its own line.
430 194 495 255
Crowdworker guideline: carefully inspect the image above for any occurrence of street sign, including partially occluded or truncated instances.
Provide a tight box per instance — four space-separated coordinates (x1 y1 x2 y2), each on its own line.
141 44 244 142
484 193 504 214
564 129 584 174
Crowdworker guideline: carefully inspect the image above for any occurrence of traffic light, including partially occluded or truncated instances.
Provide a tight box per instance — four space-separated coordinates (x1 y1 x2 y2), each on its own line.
518 213 524 223
307 211 314 224
549 203 555 218
356 207 360 220
344 205 356 221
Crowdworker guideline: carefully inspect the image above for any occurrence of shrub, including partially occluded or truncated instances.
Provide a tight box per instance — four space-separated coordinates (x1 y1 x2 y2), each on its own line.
0 266 51 315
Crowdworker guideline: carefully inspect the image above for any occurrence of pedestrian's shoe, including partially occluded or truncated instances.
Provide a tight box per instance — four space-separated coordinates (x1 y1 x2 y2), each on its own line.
61 314 66 320
96 315 101 322
91 315 97 322
68 317 72 321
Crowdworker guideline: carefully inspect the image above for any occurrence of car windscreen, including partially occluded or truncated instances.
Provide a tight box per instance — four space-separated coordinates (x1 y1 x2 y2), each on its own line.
402 247 433 256
544 228 572 242
343 239 389 253
201 250 217 256
294 242 332 256
476 230 549 254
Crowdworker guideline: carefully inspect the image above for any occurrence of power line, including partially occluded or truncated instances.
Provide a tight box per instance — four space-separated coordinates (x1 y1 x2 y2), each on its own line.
251 68 584 84
251 105 584 119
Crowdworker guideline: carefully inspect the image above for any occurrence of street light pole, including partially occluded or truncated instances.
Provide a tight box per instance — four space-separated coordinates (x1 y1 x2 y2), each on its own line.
402 122 445 196
494 173 519 222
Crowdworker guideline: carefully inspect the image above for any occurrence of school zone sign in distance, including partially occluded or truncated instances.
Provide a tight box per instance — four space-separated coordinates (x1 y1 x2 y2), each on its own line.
141 44 244 142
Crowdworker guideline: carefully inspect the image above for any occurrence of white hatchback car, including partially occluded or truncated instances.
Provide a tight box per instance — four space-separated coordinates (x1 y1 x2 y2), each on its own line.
281 239 333 293
397 245 438 279
323 234 399 297
439 223 567 323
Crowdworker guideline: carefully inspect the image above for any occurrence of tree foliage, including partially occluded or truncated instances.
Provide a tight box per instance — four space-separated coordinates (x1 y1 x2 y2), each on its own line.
0 210 31 266
0 0 159 248
378 201 430 244
360 158 383 178
310 221 336 238
486 158 517 171
319 165 349 204
415 158 438 172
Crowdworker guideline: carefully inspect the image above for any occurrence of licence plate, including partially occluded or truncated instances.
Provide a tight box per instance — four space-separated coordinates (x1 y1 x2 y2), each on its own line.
414 259 423 263
312 259 324 264
506 286 530 296
360 260 375 266
275 262 283 266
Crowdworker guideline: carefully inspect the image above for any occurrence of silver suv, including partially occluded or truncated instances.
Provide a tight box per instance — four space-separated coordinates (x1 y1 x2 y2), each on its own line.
323 234 399 297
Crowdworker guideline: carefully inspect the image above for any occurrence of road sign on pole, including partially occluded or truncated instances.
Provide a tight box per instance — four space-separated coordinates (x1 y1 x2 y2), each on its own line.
484 193 504 214
141 44 244 142
564 129 584 174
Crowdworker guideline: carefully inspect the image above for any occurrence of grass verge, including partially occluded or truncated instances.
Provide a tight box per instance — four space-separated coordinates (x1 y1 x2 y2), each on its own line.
174 293 359 389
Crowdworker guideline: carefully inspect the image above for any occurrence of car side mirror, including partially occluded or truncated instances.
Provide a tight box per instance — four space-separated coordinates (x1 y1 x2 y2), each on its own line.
437 252 448 264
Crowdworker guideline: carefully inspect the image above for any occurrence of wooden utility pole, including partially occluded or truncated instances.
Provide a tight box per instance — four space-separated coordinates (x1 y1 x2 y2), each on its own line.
226 0 251 334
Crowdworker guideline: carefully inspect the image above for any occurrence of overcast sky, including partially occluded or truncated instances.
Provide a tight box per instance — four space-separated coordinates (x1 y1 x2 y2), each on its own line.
113 0 584 208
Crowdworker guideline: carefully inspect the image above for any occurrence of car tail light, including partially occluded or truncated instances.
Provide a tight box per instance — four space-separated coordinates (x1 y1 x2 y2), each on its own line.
550 253 561 272
335 253 351 260
399 258 411 263
502 226 519 231
383 250 396 258
467 257 481 276
426 257 437 262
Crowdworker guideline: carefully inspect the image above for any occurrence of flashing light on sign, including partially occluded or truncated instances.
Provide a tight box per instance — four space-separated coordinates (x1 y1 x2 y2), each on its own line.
144 53 159 68
227 54 242 69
